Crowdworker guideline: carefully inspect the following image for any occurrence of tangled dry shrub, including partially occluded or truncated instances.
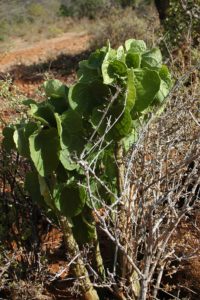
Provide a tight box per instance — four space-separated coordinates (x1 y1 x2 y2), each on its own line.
89 6 159 49
164 0 200 48
122 66 200 298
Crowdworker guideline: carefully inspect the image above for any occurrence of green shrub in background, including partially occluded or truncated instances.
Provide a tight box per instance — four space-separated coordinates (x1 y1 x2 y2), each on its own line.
27 3 46 18
90 7 158 49
59 0 110 18
164 0 200 47
59 0 140 19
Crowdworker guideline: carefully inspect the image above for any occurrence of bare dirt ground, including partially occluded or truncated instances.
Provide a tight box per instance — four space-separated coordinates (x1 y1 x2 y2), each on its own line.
0 31 90 128
0 31 90 73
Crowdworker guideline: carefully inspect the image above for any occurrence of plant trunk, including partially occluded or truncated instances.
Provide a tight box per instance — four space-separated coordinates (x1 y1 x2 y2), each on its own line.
59 215 99 300
154 0 169 21
93 229 106 280
115 142 140 299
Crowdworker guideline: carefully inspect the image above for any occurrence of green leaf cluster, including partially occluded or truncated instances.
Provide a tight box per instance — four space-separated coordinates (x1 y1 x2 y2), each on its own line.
2 39 172 244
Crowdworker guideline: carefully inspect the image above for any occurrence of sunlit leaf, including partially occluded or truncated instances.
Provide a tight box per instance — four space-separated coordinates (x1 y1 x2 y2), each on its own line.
29 128 60 176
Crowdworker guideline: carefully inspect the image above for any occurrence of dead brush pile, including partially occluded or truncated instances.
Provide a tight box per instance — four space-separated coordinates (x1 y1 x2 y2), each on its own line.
128 62 200 298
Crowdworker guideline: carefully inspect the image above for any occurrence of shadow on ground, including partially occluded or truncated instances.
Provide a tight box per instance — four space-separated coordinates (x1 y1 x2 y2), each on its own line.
0 50 91 83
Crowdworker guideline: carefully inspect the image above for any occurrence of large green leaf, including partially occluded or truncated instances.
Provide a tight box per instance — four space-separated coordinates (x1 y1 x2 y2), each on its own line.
59 149 77 171
155 80 170 103
141 48 162 69
13 122 38 157
88 49 106 69
159 65 172 87
55 163 69 183
72 211 96 244
109 106 132 140
44 79 67 99
48 96 68 115
29 103 56 127
55 112 84 171
25 172 57 220
107 60 127 78
91 104 132 141
154 65 172 103
54 183 86 217
126 51 141 68
77 60 100 83
29 128 60 176
68 83 90 114
125 39 147 52
68 81 109 116
59 134 85 171
2 126 16 152
60 110 83 133
133 68 161 111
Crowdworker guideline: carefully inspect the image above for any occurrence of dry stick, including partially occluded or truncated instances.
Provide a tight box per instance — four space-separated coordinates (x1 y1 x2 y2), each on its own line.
152 262 166 300
148 210 189 283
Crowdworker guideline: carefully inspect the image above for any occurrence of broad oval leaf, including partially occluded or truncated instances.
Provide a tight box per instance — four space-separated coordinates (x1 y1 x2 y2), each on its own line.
108 60 127 78
68 81 109 116
60 110 83 134
126 52 141 69
44 79 67 99
55 112 84 171
54 183 86 217
109 106 132 140
88 49 106 69
125 39 147 52
38 175 55 210
29 128 60 176
29 103 56 127
48 96 69 115
122 125 138 152
159 65 172 87
13 122 38 157
141 48 162 69
78 60 100 83
91 104 132 141
72 211 96 244
155 80 170 103
133 68 161 111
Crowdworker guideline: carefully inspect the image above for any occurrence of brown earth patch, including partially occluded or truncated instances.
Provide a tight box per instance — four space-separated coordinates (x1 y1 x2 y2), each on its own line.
0 32 90 73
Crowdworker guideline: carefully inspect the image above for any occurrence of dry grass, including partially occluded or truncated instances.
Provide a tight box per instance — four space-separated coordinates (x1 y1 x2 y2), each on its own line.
89 5 160 49
0 0 90 53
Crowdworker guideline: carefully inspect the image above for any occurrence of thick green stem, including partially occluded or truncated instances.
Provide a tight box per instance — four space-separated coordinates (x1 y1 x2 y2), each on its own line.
59 215 99 300
115 141 140 299
93 229 106 280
